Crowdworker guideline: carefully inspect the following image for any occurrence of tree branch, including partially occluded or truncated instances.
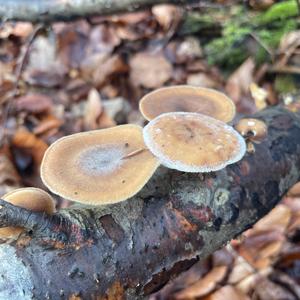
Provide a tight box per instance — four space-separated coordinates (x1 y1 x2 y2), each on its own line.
0 0 197 22
0 106 299 299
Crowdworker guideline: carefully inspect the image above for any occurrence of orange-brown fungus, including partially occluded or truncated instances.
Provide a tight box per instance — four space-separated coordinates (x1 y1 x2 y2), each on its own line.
139 85 236 122
41 125 159 205
0 187 55 239
143 112 246 172
235 118 268 143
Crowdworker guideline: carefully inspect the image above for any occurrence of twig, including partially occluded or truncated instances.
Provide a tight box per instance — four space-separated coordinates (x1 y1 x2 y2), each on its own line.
0 24 43 147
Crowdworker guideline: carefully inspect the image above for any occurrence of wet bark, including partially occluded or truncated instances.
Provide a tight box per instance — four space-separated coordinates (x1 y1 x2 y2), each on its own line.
0 106 299 299
0 0 197 22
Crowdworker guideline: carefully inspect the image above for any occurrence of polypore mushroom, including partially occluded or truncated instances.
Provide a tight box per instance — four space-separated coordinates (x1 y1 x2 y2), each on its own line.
143 112 246 172
235 118 268 143
0 187 55 239
41 124 159 205
139 85 236 123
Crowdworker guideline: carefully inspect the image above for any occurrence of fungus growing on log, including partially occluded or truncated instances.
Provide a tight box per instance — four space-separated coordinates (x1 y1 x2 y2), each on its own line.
143 112 246 172
41 124 159 205
235 118 268 143
139 85 236 122
0 187 55 239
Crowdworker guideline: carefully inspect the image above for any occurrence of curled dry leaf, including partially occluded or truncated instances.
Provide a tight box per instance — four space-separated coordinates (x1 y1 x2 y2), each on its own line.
253 277 296 300
0 152 21 197
152 4 182 30
287 182 300 198
236 229 285 269
254 204 292 233
15 93 53 114
33 115 63 136
12 128 48 165
203 285 250 300
228 256 255 284
174 266 228 300
130 52 172 88
93 54 128 87
83 88 102 130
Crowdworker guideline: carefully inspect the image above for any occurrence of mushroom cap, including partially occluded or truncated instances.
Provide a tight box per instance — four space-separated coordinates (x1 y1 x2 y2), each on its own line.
235 118 267 143
41 124 159 205
139 85 236 122
0 187 55 239
143 112 246 172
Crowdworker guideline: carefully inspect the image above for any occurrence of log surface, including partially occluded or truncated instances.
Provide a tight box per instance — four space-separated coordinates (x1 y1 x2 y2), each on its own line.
0 0 197 22
0 106 300 299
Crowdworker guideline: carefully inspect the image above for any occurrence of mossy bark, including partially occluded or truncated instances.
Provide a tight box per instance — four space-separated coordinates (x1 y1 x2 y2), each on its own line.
0 106 299 299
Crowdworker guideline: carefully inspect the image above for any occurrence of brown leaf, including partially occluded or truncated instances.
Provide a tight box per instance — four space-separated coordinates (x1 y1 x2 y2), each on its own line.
174 266 228 299
253 278 296 300
83 89 103 130
228 256 255 284
152 5 182 30
33 115 63 136
254 204 291 233
203 285 250 300
187 73 218 89
15 93 53 114
0 149 21 197
93 54 128 87
130 52 172 88
12 128 48 165
98 111 116 129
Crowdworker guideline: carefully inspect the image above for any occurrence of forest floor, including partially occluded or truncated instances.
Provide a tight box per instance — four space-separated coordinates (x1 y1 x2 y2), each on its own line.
0 1 300 299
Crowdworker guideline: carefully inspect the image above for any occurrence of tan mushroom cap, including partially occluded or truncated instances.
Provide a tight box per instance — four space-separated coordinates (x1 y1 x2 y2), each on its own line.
0 187 55 239
41 124 160 205
143 112 246 172
139 85 236 122
235 118 267 143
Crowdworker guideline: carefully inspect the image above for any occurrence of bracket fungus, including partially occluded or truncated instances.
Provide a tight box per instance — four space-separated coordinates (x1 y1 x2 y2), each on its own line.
0 187 55 239
139 85 236 123
235 118 268 143
41 124 159 205
143 112 246 173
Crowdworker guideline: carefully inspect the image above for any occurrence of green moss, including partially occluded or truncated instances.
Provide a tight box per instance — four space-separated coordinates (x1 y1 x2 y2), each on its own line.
180 13 217 35
258 0 298 25
275 75 297 93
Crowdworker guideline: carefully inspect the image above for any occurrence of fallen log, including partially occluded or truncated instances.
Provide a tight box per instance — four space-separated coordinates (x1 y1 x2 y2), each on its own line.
0 0 198 22
0 106 299 299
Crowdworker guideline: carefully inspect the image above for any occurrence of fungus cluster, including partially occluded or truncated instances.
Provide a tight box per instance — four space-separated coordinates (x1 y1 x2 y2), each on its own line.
1 86 254 215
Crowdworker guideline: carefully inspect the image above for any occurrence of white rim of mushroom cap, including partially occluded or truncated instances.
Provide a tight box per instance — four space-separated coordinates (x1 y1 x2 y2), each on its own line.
139 85 236 123
143 112 246 173
40 124 160 205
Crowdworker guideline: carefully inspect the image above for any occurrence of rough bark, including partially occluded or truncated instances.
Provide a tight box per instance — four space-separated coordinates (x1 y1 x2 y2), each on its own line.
0 0 197 22
0 106 299 299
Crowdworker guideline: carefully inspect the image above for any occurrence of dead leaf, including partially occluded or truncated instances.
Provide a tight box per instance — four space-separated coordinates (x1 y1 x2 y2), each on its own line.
83 89 103 130
203 285 250 300
98 111 116 129
152 5 182 30
174 266 228 299
93 54 128 87
15 93 53 114
12 128 48 165
254 204 291 233
187 73 218 88
130 52 172 88
253 277 296 300
33 115 63 136
0 150 21 197
287 182 300 198
228 256 255 284
250 83 268 110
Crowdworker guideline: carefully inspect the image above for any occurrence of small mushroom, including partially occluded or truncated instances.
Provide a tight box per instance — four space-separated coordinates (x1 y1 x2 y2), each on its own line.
143 112 246 173
41 124 159 205
139 85 236 122
235 118 268 143
0 187 55 239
